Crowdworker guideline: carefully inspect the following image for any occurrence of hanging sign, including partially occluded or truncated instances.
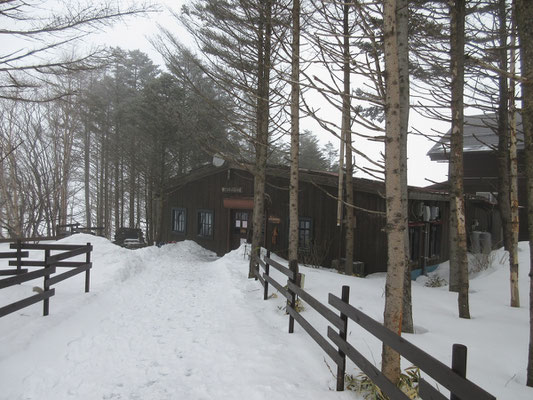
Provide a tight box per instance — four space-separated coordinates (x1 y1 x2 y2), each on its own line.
222 187 242 193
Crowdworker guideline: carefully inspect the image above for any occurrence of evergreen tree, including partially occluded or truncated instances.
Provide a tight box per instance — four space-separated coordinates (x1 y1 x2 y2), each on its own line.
299 131 329 171
515 0 533 387
158 0 288 277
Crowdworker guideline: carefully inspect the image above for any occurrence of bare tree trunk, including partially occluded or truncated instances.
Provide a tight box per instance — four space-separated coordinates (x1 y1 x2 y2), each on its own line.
448 158 459 292
120 160 125 228
84 124 92 228
343 1 355 277
249 0 272 278
59 101 74 229
515 0 533 386
129 162 136 227
114 157 120 234
381 0 407 384
397 0 413 334
104 150 111 239
146 178 153 245
288 0 300 277
137 180 141 229
496 0 519 308
155 194 163 244
5 141 22 237
97 133 105 233
500 2 520 307
450 0 470 319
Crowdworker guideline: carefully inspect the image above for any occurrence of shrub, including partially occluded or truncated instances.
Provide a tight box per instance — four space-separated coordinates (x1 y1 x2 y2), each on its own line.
424 275 447 288
299 238 333 268
345 366 421 400
469 251 495 274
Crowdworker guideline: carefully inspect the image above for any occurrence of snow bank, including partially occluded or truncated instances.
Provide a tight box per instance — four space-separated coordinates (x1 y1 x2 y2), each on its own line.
0 235 531 400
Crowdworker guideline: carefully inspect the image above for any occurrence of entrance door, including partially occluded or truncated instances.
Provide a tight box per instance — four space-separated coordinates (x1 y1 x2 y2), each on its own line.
231 210 251 250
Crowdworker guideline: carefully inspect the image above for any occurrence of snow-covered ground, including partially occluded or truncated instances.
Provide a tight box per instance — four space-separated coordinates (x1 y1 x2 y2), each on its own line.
0 234 532 400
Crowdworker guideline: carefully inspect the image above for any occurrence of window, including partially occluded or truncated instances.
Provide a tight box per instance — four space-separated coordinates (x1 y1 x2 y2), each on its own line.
409 223 423 262
172 208 186 234
409 222 442 262
233 211 249 233
197 210 214 237
428 223 442 259
298 217 312 249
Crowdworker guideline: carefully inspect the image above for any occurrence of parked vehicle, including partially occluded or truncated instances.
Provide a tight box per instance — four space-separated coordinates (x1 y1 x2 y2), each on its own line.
114 228 146 249
123 238 143 249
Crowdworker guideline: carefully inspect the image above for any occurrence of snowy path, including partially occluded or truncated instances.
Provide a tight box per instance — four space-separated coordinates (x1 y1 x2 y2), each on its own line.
4 236 531 399
0 240 351 400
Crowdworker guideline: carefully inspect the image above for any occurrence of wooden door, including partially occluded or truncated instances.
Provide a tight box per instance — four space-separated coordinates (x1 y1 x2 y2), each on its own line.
230 210 252 250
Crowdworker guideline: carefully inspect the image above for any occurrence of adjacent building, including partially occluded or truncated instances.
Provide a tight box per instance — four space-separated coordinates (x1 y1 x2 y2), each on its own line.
427 113 527 243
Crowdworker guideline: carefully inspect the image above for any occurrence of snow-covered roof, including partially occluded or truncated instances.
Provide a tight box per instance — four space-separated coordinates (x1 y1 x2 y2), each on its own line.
427 113 524 161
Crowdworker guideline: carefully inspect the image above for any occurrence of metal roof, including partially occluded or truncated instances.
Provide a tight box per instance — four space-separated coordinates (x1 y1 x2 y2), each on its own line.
167 162 449 202
427 113 524 161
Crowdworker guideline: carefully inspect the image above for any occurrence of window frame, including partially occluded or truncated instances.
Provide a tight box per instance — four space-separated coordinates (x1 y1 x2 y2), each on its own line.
298 217 313 250
171 207 187 234
197 209 214 238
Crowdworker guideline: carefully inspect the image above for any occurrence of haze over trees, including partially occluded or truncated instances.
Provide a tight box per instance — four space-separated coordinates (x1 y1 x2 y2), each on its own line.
0 0 154 101
0 48 226 243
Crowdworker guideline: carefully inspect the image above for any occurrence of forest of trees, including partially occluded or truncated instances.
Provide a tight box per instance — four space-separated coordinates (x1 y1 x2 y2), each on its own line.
0 48 228 243
1 0 532 390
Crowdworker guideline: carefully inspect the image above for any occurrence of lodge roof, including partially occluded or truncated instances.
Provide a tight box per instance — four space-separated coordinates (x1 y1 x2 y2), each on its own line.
168 162 449 202
427 113 524 161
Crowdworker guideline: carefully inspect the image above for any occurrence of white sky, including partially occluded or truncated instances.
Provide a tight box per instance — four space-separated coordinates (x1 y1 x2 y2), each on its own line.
89 0 449 187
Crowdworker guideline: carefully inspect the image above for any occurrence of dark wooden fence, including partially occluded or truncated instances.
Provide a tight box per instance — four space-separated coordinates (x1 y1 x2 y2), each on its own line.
0 241 93 318
254 251 495 399
0 235 61 244
56 223 104 236
0 223 105 244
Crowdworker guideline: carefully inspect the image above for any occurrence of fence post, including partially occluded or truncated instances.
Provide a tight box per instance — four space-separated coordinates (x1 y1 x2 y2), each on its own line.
254 250 259 281
43 248 51 316
288 260 298 333
336 285 350 391
85 243 91 293
16 239 22 274
263 250 270 300
450 344 467 400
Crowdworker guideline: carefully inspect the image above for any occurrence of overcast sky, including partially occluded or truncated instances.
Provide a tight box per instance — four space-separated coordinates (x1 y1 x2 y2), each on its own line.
90 0 449 187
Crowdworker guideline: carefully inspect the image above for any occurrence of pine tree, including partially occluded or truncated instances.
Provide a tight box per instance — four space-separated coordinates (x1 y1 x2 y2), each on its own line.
515 0 533 387
381 0 408 384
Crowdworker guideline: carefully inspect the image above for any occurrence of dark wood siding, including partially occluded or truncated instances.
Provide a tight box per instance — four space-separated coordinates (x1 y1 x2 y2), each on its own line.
354 191 387 273
162 167 450 275
163 168 255 256
462 151 528 241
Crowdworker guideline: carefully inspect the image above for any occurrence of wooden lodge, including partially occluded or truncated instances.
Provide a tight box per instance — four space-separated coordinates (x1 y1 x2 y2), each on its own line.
427 113 526 246
161 163 450 275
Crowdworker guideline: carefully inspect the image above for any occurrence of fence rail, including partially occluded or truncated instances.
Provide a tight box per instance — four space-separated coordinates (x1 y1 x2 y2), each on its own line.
10 243 85 251
0 235 61 244
254 252 495 399
0 289 55 318
0 241 92 317
9 261 88 268
0 251 29 259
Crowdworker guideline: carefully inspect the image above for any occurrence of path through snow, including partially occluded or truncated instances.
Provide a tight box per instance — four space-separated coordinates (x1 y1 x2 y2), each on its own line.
0 238 351 400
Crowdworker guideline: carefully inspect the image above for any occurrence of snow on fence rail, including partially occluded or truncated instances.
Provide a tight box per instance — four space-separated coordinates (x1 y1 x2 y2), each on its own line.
0 241 93 318
254 251 496 400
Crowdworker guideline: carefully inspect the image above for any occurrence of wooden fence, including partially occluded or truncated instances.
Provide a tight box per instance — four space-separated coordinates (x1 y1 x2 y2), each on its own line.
56 223 105 236
0 223 105 244
254 251 495 400
0 241 93 318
